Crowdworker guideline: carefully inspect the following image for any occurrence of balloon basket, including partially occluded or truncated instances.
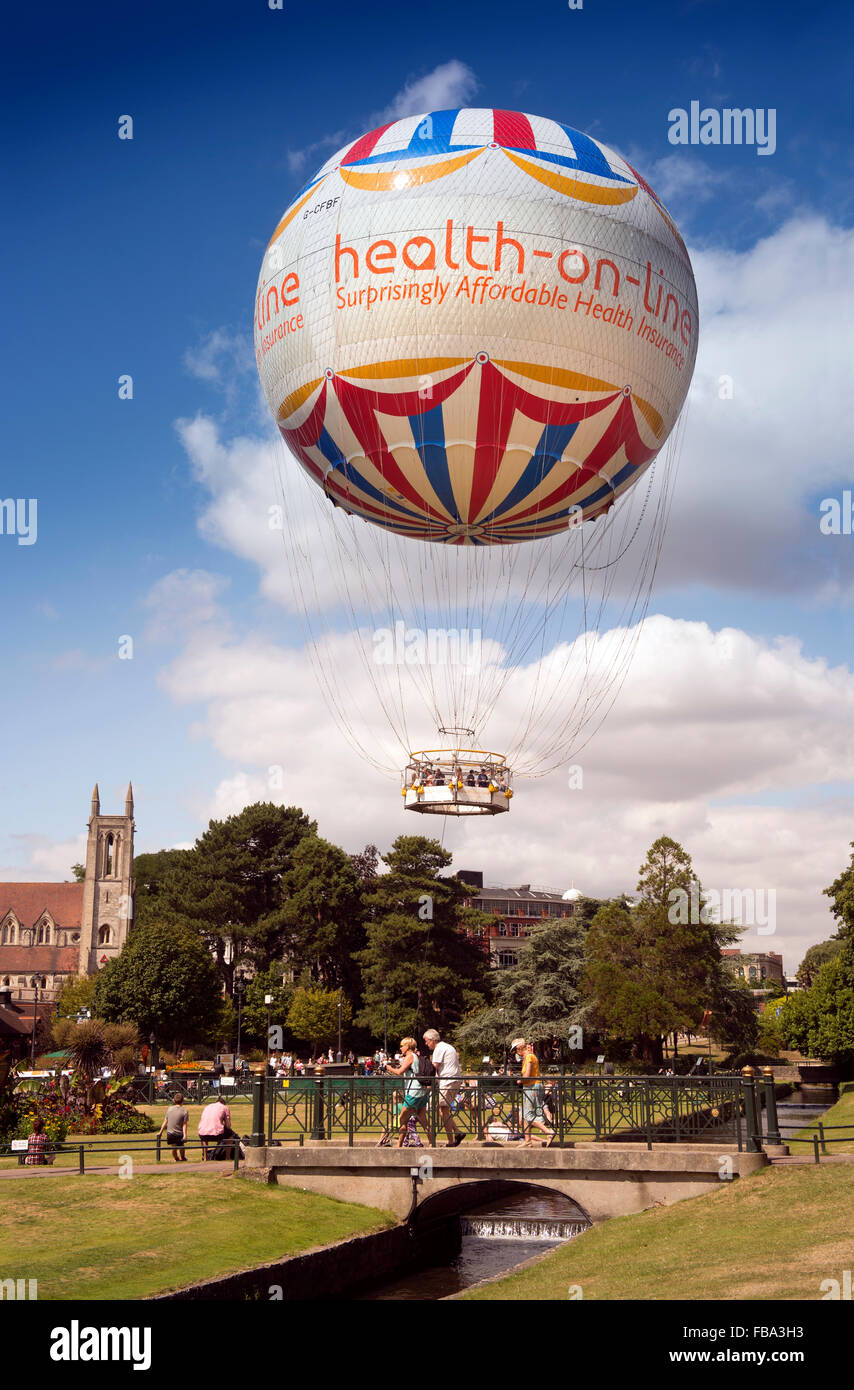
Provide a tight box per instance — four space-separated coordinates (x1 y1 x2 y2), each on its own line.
402 749 513 816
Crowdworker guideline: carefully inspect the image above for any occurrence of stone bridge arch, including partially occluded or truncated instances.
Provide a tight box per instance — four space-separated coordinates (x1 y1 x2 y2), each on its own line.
412 1178 593 1232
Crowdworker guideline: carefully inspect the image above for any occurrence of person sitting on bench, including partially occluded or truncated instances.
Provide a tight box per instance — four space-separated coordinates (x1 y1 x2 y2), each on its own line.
198 1097 243 1161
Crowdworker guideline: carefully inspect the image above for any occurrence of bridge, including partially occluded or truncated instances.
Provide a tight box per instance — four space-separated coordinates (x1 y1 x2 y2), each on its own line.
240 1071 779 1223
242 1140 768 1222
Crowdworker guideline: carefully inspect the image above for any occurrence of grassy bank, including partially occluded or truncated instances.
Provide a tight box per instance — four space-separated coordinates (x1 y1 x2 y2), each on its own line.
460 1164 854 1300
3 1173 393 1299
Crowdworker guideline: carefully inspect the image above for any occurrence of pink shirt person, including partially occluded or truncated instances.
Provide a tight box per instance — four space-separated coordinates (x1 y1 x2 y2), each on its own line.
198 1100 231 1137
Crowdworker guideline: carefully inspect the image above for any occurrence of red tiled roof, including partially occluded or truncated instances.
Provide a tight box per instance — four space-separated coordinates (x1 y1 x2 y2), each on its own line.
0 947 79 973
0 1005 33 1036
0 883 84 928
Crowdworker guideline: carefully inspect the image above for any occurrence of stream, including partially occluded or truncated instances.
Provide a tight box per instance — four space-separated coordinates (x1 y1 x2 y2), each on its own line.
358 1189 589 1300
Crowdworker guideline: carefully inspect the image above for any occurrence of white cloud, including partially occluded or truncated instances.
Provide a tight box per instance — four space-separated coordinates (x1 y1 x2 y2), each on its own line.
183 328 254 392
657 216 854 595
0 833 87 882
377 60 478 123
142 568 232 644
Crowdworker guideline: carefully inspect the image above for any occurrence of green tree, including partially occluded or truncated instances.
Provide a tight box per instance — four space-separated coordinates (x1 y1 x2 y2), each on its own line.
457 916 587 1059
708 971 760 1054
131 849 191 928
53 973 97 1020
585 838 740 1065
280 836 366 993
239 965 294 1048
287 987 351 1055
823 847 854 953
356 836 491 1041
70 863 85 883
152 803 316 990
797 938 844 988
781 955 854 1065
92 920 224 1052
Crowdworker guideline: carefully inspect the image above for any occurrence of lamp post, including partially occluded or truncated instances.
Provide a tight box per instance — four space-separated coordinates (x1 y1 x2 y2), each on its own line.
234 972 245 1061
264 994 274 1074
30 977 40 1069
336 988 343 1064
383 987 388 1056
499 1006 507 1071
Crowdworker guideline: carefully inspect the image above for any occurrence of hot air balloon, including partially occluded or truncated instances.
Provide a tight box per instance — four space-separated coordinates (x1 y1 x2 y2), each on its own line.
255 108 698 814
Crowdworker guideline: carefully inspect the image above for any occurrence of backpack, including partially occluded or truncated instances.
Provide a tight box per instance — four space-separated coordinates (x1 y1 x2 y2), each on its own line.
416 1053 436 1086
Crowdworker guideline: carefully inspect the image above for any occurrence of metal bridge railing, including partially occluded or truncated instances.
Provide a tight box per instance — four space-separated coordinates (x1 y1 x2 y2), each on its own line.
258 1073 756 1151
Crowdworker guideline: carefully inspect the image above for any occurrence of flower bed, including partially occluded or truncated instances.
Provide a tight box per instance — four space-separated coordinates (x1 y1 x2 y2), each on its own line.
5 1076 156 1144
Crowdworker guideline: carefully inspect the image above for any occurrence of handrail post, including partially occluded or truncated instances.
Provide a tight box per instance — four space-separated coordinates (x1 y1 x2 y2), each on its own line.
250 1076 266 1148
156 1133 161 1163
645 1080 653 1150
761 1068 781 1147
741 1067 761 1153
266 1076 274 1145
819 1121 828 1155
348 1078 355 1147
429 1078 437 1148
813 1134 820 1165
558 1076 565 1147
78 1144 84 1175
310 1069 326 1141
735 1078 743 1152
593 1078 602 1141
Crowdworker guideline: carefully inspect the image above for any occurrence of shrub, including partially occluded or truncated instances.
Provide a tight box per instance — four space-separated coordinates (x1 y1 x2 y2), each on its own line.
99 1105 156 1134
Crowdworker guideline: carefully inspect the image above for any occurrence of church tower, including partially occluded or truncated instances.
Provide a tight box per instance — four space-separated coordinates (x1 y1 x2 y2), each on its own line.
78 782 135 976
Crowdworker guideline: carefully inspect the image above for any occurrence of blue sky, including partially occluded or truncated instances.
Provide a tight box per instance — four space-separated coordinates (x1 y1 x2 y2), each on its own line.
2 0 852 966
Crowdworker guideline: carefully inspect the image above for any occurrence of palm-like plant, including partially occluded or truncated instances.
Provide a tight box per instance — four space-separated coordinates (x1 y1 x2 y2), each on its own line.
67 1021 111 1113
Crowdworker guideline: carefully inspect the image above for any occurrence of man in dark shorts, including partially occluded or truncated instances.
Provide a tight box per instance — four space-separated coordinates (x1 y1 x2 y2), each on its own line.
157 1092 189 1162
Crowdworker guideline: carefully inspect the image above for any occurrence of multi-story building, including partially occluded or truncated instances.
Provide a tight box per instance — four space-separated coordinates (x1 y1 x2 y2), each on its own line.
458 871 582 967
721 949 785 996
0 783 135 1006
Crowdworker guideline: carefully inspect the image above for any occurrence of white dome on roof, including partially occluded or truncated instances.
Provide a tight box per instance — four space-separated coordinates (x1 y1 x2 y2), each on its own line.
562 886 583 902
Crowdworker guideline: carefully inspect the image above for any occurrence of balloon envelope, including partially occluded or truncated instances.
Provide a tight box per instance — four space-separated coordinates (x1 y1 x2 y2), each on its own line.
255 108 698 546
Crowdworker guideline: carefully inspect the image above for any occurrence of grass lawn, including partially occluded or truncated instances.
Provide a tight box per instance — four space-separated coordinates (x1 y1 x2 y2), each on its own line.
3 1173 394 1299
459 1163 854 1300
787 1081 854 1154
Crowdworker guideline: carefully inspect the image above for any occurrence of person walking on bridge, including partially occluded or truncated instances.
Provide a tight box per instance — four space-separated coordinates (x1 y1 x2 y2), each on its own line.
423 1028 465 1146
384 1037 432 1147
512 1038 554 1147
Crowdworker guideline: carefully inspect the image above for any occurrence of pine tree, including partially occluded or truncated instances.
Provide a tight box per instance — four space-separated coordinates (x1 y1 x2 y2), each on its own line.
356 836 491 1041
280 836 366 994
152 803 316 990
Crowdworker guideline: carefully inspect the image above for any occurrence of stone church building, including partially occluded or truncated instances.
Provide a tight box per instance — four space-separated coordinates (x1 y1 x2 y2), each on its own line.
0 784 135 1005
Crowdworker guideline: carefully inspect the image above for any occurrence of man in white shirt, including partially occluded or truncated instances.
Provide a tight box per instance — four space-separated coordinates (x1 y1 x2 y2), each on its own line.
423 1029 464 1146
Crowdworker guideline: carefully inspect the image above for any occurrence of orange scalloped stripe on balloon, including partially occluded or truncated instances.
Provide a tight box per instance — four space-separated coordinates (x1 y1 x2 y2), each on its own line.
266 182 328 248
276 377 323 425
632 395 664 439
339 357 470 382
503 149 638 205
339 147 483 191
494 359 617 395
